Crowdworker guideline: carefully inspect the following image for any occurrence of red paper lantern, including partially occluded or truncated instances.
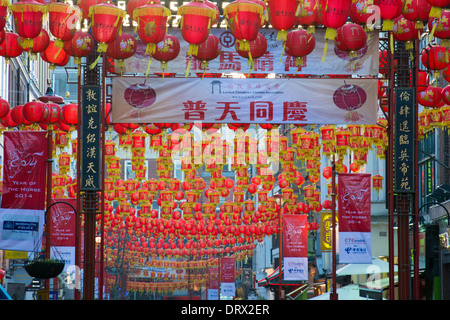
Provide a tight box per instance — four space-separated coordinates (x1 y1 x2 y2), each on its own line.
235 32 267 70
428 9 450 44
89 3 125 53
77 0 108 20
418 85 442 108
427 0 450 18
321 0 352 61
402 0 431 31
393 15 421 50
152 34 181 74
48 2 80 50
177 0 217 56
374 0 403 31
0 97 9 118
64 30 94 67
23 100 47 124
297 0 319 33
418 70 429 92
42 103 61 129
1 109 18 128
441 85 450 104
61 103 78 126
224 0 265 53
127 0 160 21
266 0 301 41
0 0 8 32
10 0 46 50
334 23 367 59
285 29 315 68
192 34 221 71
107 32 137 69
41 40 70 69
349 0 374 27
11 105 31 126
0 32 24 63
19 28 49 60
421 44 450 78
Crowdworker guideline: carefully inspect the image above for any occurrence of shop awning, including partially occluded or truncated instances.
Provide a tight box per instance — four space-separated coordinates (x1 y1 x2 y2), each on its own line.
0 284 11 300
257 267 307 287
336 258 397 276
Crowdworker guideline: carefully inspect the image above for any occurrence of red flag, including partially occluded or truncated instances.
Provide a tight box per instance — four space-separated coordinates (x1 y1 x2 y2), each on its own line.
50 198 77 247
282 214 308 258
1 131 48 210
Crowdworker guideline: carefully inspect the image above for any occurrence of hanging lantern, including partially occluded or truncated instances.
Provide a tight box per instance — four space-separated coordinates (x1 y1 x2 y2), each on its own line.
427 0 450 18
0 0 9 32
392 15 421 51
235 32 267 72
334 23 367 59
421 45 450 79
192 34 221 76
152 34 181 77
107 32 137 71
64 31 94 66
19 29 49 60
23 100 46 125
128 0 160 21
418 85 442 108
41 40 70 70
320 0 352 62
349 0 375 31
0 32 24 64
88 2 126 67
60 103 78 128
374 0 403 52
285 29 315 69
428 9 450 46
224 0 265 56
10 0 46 50
297 0 319 34
48 3 80 50
266 0 301 42
133 2 171 75
0 97 10 118
177 0 217 57
402 0 431 34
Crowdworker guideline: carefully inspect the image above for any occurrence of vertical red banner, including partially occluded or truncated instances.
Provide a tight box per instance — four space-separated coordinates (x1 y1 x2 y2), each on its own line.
49 198 77 247
282 214 308 280
220 257 235 297
1 131 48 210
338 173 372 263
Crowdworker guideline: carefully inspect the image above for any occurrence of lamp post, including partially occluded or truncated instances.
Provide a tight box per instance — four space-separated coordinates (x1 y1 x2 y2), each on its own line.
330 154 338 301
274 193 283 300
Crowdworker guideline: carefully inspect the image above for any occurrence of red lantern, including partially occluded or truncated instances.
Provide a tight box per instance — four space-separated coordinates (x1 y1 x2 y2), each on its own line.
393 15 421 51
177 0 217 56
11 105 31 126
349 0 374 28
64 31 94 65
0 0 8 32
10 0 46 50
192 34 221 72
224 0 265 54
297 0 319 33
134 2 170 57
427 0 450 18
152 34 181 75
77 0 108 20
442 85 450 104
285 29 315 68
0 97 10 118
334 23 367 59
42 103 61 130
374 0 403 31
418 70 429 92
61 103 78 126
107 32 137 70
402 0 431 31
41 40 70 69
266 0 301 41
421 44 450 78
418 85 442 108
48 3 80 49
428 9 450 44
321 0 352 61
0 32 24 64
235 32 267 71
23 100 47 124
1 109 18 128
89 3 125 59
127 0 160 21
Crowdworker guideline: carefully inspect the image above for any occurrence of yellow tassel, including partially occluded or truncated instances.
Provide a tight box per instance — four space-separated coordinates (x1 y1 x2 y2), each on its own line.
145 57 152 77
146 43 156 56
188 44 199 56
390 32 394 54
89 54 101 70
429 6 442 18
322 39 328 62
185 58 191 77
429 19 438 42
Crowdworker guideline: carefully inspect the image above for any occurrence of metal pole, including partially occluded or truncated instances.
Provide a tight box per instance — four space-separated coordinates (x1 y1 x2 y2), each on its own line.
278 204 283 300
75 65 82 301
45 128 53 292
330 154 338 300
413 39 420 300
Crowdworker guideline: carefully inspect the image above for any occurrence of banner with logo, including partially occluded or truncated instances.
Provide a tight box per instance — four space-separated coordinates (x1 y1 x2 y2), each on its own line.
220 257 235 298
1 131 48 210
208 266 219 300
121 28 379 76
0 208 44 251
338 173 372 264
283 214 308 281
320 211 333 252
112 77 378 125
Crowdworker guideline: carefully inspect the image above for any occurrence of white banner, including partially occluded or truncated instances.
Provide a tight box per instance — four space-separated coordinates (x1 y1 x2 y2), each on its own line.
0 208 44 252
112 77 378 125
339 232 372 264
284 257 308 281
121 28 379 76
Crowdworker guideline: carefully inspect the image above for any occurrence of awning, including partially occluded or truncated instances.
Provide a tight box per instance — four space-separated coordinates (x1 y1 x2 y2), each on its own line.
336 258 397 276
0 284 11 300
308 284 385 300
257 267 307 287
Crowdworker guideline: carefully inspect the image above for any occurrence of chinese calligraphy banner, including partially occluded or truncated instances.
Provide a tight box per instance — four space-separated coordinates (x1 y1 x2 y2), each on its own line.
122 28 379 76
394 88 415 193
112 77 378 125
81 85 101 191
1 131 47 210
338 173 372 264
220 256 235 297
283 214 308 280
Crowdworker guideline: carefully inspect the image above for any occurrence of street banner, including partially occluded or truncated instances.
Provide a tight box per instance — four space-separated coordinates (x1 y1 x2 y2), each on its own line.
1 131 48 210
220 257 235 298
320 211 333 252
208 266 219 300
338 173 372 264
49 199 76 247
282 214 308 281
0 208 44 251
112 77 378 125
121 28 379 76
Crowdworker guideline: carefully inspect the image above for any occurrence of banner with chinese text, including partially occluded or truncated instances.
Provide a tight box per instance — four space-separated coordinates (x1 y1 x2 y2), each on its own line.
282 214 308 281
121 28 379 76
112 77 378 125
1 131 47 210
338 173 372 264
220 257 235 298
